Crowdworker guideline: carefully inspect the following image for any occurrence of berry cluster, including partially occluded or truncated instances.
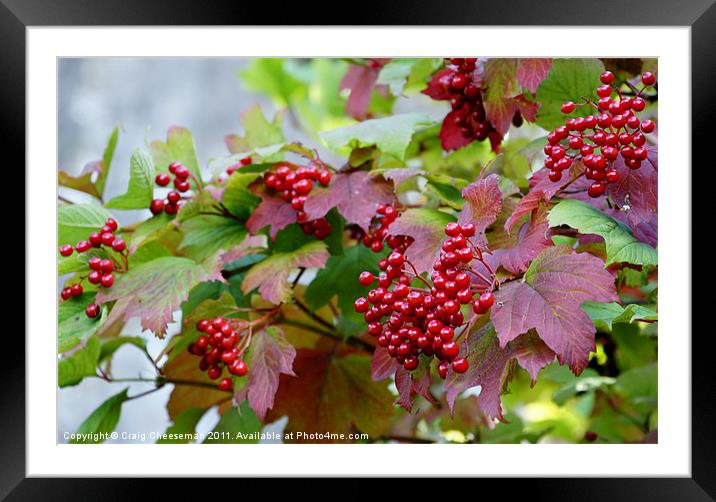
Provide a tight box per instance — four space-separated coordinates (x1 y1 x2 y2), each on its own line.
187 317 249 391
150 161 195 215
354 222 497 378
262 161 333 239
544 71 657 197
424 58 507 148
225 156 253 177
360 203 402 253
58 217 125 319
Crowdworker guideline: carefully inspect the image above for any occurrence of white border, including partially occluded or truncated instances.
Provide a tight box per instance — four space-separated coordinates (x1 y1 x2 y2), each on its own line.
28 27 690 477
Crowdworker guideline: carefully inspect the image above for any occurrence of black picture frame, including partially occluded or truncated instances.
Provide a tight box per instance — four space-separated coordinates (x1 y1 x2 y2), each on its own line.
5 0 709 498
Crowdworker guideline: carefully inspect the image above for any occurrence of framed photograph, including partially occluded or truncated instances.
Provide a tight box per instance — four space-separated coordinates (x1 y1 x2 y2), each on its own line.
6 0 710 497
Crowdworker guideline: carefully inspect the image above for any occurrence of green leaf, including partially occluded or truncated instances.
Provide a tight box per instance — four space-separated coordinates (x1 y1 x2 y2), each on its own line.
98 336 147 364
221 172 261 220
582 301 658 330
535 58 605 131
548 199 657 266
320 113 434 162
424 174 468 210
151 126 202 187
58 203 114 247
70 388 129 443
552 369 616 405
96 126 120 196
239 58 305 107
614 362 657 415
58 336 101 387
156 407 207 444
224 105 285 153
178 215 248 262
377 58 443 95
202 401 262 444
304 244 382 320
95 255 225 336
612 323 657 371
106 148 155 209
58 294 107 353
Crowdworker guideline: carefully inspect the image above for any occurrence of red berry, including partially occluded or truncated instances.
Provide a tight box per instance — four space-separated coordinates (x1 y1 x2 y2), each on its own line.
59 244 73 257
318 171 331 186
76 241 91 253
358 271 375 286
461 223 476 237
155 173 171 186
444 222 461 237
354 297 370 313
100 273 114 288
588 182 607 198
207 366 222 380
174 165 190 180
101 232 115 246
88 270 102 284
438 360 450 379
85 303 100 318
561 101 575 114
600 71 614 84
452 358 469 373
641 72 656 86
150 199 165 214
641 120 655 133
584 431 598 442
479 292 495 309
61 288 73 301
111 239 126 252
229 359 248 377
218 378 233 391
168 161 181 174
89 232 103 246
100 259 114 273
70 284 83 296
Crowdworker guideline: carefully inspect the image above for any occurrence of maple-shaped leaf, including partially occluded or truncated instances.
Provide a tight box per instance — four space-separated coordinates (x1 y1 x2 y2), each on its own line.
516 58 553 93
395 365 435 413
151 126 202 187
482 59 540 136
224 105 285 154
320 113 433 162
491 201 552 274
548 199 658 267
303 170 395 232
58 170 100 199
266 349 394 442
371 346 399 380
607 146 658 242
234 326 296 420
444 324 555 420
421 67 456 100
340 61 388 120
245 190 297 239
457 174 503 243
96 255 225 336
164 349 232 421
491 246 618 374
439 108 480 151
106 148 155 210
388 208 456 274
503 189 550 232
241 241 329 305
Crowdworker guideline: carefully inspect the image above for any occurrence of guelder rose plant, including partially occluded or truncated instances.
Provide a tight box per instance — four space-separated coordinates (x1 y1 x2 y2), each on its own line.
58 57 658 444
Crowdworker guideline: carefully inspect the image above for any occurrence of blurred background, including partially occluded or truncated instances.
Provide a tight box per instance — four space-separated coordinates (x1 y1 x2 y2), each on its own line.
58 58 657 444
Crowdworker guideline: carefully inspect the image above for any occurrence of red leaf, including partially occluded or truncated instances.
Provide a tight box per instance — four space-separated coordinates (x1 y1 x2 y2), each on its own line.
516 58 552 93
266 349 394 442
422 68 456 100
607 146 658 235
492 203 552 274
444 325 555 420
371 346 399 380
491 246 618 374
388 208 455 275
438 108 476 151
303 170 395 232
457 174 503 243
395 365 435 413
503 190 549 233
234 327 296 420
245 191 297 240
341 63 383 120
